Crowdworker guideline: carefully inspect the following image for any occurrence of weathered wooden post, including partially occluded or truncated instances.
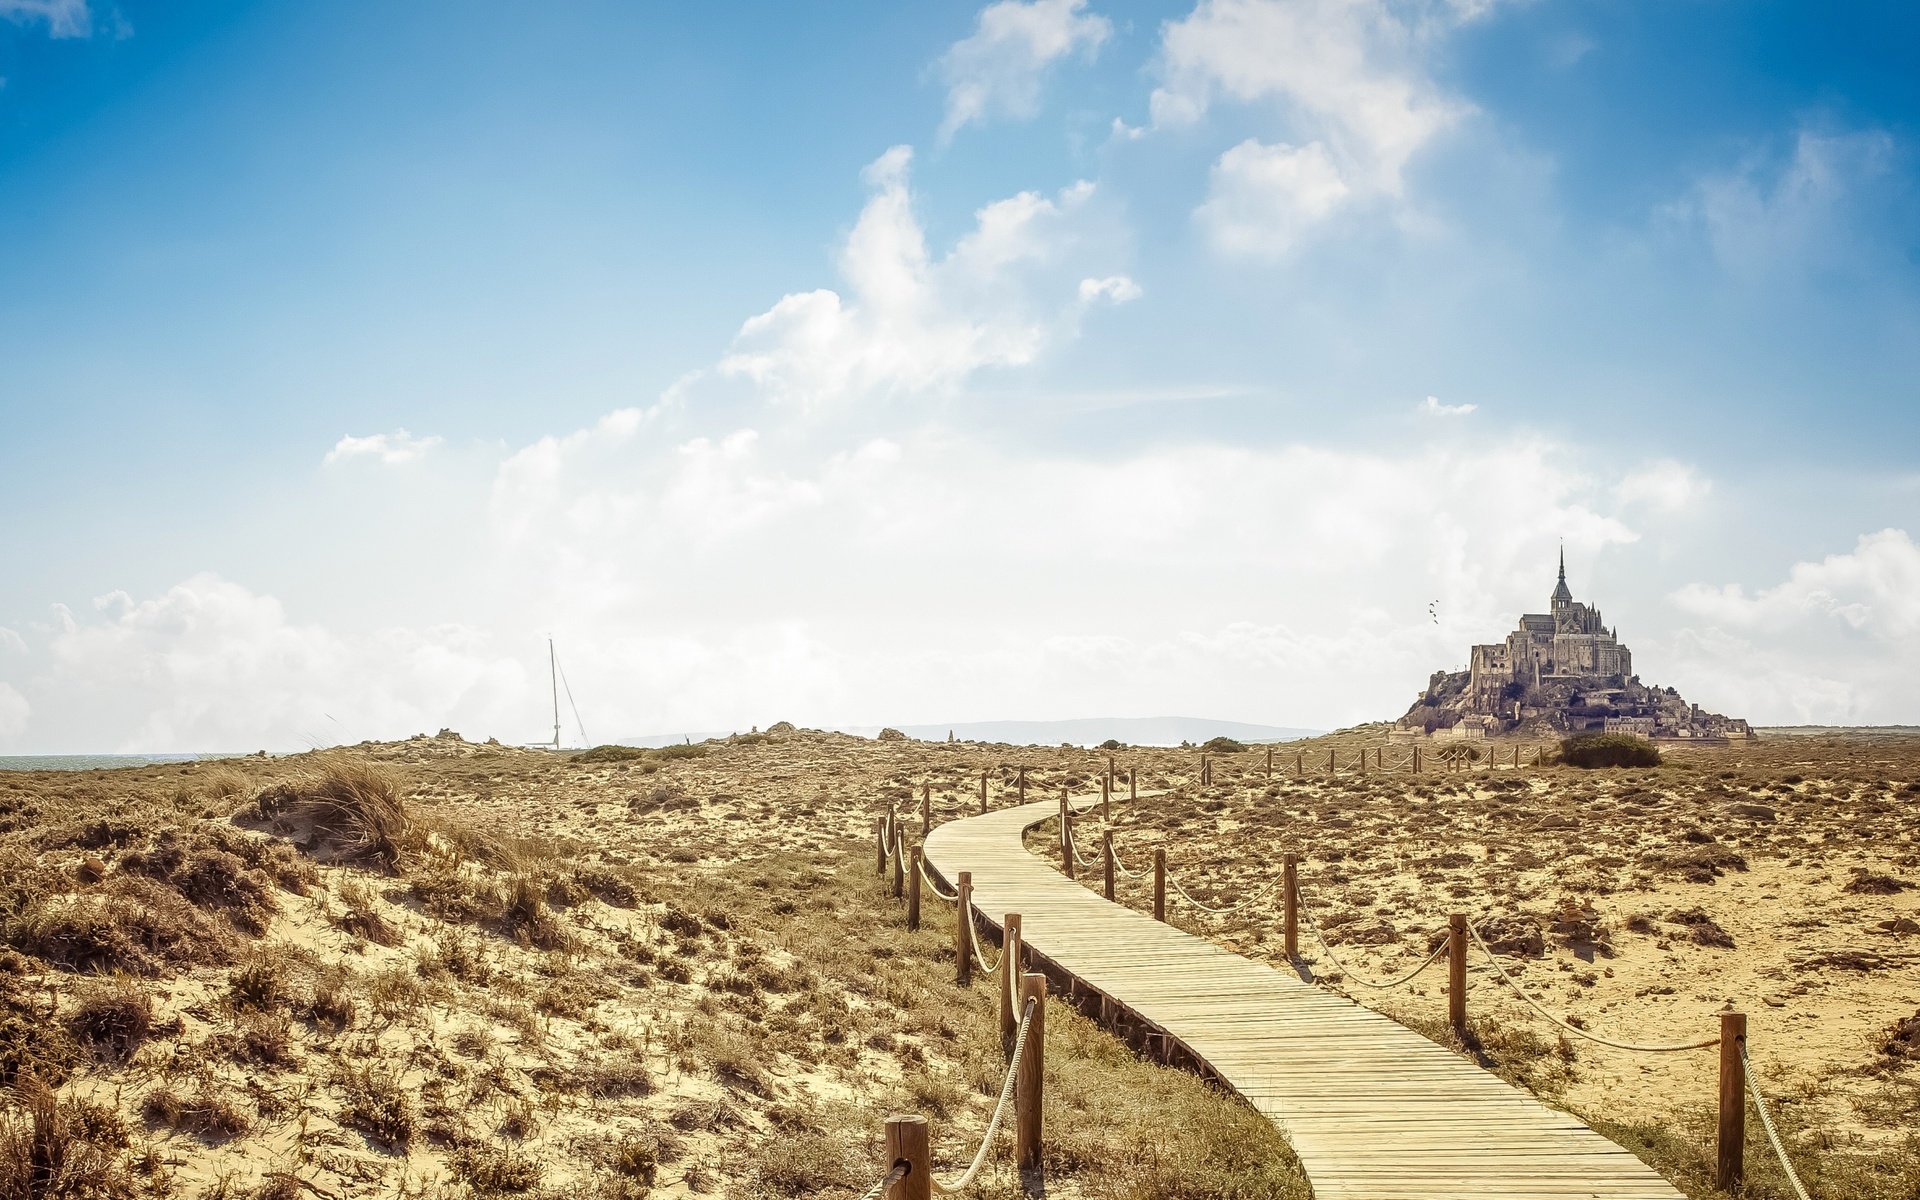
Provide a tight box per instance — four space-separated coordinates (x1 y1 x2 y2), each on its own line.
1265 745 1274 778
1102 830 1115 901
1060 796 1075 880
907 847 923 930
1295 749 1303 776
1017 767 1026 803
1358 748 1368 774
999 913 1023 1054
920 783 930 836
1282 854 1299 959
1128 770 1136 802
1101 771 1111 821
875 816 888 874
955 872 974 986
1413 745 1422 774
980 769 988 813
1106 754 1115 794
1716 1012 1747 1191
892 826 905 899
1327 747 1336 773
1016 972 1047 1170
1448 913 1468 1033
1153 848 1166 922
884 1113 931 1200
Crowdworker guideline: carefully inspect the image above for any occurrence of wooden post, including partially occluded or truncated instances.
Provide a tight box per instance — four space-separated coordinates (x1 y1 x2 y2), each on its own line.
1295 749 1303 776
920 783 930 836
1106 754 1114 795
1102 830 1115 901
1327 747 1336 773
955 872 973 986
1153 848 1166 922
980 769 988 813
875 816 887 874
1017 767 1026 803
1413 745 1422 774
1060 797 1075 880
1266 745 1274 778
1016 973 1047 1171
1716 1012 1747 1191
906 847 922 931
891 826 905 899
1282 854 1299 959
1102 772 1111 821
884 1113 931 1200
999 914 1023 1054
1358 748 1367 774
1128 770 1136 802
1448 913 1468 1033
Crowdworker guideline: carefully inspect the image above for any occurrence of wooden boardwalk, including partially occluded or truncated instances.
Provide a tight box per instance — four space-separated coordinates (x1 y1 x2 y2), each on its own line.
923 797 1684 1200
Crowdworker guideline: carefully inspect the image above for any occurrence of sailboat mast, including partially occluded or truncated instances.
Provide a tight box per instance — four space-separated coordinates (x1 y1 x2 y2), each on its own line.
549 638 560 751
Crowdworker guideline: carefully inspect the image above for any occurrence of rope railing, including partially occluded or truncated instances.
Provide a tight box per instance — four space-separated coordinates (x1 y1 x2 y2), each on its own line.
931 997 1037 1193
1464 920 1722 1053
1295 882 1450 988
1742 1043 1814 1200
856 1162 910 1200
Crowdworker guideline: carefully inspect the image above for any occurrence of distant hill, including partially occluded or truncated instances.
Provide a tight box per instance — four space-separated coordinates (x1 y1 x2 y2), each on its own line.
612 717 1321 750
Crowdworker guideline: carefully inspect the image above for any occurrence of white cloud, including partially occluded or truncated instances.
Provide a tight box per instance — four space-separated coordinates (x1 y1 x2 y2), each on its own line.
1662 529 1920 723
324 429 445 466
1662 127 1899 280
0 683 27 741
1155 0 1490 253
1077 275 1142 304
0 627 25 656
1417 395 1476 417
718 146 1110 411
1613 460 1710 513
1197 139 1352 255
938 0 1112 140
0 0 90 38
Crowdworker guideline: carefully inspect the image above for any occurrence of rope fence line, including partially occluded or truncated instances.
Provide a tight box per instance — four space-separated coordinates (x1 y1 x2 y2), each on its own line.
1742 1043 1814 1200
931 997 1037 1194
856 1162 910 1200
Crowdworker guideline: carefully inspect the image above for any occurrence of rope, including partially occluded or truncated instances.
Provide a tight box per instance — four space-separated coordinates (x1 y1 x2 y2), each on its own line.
857 1162 909 1200
1291 875 1450 986
930 997 1037 1194
1742 1044 1814 1200
969 917 1001 975
1108 839 1143 879
920 858 958 901
1164 868 1284 915
1065 823 1098 869
1466 921 1721 1053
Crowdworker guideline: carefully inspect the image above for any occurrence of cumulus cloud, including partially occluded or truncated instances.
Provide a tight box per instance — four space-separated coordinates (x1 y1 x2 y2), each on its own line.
1662 126 1901 281
1154 0 1490 253
1662 529 1920 723
0 627 25 656
938 0 1112 140
718 146 1110 411
0 0 90 38
1417 396 1476 417
1077 275 1142 304
324 429 445 466
1613 460 1711 513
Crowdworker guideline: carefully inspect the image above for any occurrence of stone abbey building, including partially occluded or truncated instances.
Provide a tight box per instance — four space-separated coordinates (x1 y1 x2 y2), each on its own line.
1396 552 1752 742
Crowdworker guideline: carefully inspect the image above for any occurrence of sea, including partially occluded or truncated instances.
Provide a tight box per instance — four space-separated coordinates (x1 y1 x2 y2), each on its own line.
0 753 240 772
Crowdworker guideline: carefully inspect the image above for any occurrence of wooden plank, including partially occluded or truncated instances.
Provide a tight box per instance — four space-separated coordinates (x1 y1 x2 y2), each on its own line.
923 794 1685 1200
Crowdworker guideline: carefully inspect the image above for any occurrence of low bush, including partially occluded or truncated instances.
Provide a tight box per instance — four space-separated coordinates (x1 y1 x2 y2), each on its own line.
1559 733 1661 769
1201 737 1248 754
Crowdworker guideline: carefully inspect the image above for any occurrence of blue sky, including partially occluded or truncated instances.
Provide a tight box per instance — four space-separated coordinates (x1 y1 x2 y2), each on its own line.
1 0 1916 751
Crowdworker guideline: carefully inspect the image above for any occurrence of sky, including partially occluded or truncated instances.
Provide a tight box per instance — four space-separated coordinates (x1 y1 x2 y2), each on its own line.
1 0 1917 753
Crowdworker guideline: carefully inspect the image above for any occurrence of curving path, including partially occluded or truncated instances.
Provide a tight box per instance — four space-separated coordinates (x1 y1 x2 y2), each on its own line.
923 795 1683 1200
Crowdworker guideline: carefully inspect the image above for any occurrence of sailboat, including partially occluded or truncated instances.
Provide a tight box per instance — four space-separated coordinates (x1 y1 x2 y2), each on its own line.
528 638 589 750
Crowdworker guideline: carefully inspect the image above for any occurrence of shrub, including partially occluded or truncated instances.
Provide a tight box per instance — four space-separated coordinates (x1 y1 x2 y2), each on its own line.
337 1062 415 1151
1201 737 1248 754
249 759 412 868
1559 733 1661 769
0 1077 138 1199
67 980 153 1061
1098 738 1125 750
575 745 650 765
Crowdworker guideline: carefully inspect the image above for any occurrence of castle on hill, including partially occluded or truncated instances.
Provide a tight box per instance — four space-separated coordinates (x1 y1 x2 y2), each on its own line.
1395 551 1752 743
